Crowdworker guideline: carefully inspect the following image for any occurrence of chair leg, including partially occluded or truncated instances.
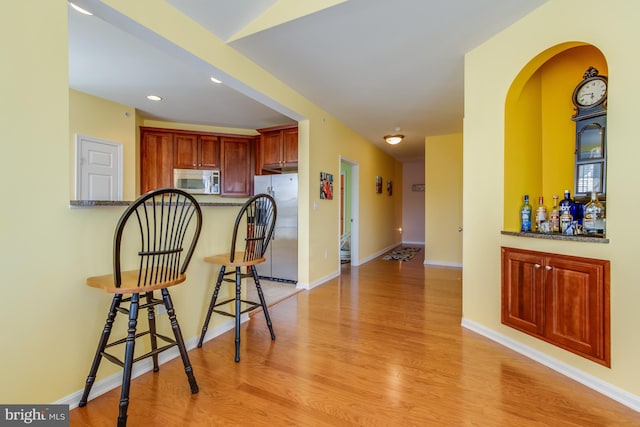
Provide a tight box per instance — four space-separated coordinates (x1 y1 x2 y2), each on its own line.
79 293 123 407
161 288 199 394
117 293 140 427
234 266 242 362
250 265 276 340
197 266 226 348
145 291 159 372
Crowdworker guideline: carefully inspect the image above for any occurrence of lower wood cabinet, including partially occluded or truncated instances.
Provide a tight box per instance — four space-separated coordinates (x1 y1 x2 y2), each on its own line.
501 246 610 366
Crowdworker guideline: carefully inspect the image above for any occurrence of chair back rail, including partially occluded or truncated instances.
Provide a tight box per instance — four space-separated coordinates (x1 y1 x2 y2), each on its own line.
229 194 277 263
113 189 203 288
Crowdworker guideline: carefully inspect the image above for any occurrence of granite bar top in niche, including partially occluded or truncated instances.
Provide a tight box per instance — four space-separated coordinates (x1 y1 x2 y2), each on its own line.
501 230 609 244
70 200 245 208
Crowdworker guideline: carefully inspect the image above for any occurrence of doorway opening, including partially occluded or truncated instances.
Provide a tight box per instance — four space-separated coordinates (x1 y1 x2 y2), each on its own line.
340 157 359 267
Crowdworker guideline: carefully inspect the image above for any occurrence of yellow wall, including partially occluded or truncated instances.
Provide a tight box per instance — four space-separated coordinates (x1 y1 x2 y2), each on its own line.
0 0 400 403
464 0 640 397
503 45 608 230
69 89 138 200
425 133 463 266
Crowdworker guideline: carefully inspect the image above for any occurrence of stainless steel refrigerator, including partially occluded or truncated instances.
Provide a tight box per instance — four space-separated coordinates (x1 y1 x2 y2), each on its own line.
254 173 298 284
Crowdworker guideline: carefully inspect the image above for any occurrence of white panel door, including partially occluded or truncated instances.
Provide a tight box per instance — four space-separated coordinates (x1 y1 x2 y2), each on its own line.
76 135 123 200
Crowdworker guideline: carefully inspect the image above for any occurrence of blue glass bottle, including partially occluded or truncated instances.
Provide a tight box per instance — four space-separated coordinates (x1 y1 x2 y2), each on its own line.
570 200 584 225
559 190 573 219
520 195 532 232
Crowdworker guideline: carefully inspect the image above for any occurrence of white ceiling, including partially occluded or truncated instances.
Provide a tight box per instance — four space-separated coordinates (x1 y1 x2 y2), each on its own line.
68 0 548 162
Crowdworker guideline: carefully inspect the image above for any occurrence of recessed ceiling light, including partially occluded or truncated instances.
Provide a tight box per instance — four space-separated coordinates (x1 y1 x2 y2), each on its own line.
210 77 222 84
69 2 93 15
147 95 162 101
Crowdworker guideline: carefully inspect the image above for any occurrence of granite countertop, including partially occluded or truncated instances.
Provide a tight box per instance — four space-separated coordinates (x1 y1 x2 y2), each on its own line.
501 230 609 243
70 200 245 207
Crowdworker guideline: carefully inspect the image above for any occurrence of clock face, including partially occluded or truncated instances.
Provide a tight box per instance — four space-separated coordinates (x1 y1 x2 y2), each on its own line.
576 78 607 107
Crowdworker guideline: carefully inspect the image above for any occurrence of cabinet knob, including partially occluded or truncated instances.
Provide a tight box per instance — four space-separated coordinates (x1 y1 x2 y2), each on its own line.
545 265 552 271
534 264 541 268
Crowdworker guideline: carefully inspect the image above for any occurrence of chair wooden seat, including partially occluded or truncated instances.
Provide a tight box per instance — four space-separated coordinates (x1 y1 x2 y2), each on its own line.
86 270 186 294
197 194 277 362
203 252 266 268
78 189 202 427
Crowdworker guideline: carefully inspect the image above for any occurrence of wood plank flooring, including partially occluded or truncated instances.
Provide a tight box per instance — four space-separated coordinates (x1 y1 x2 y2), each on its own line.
70 250 640 426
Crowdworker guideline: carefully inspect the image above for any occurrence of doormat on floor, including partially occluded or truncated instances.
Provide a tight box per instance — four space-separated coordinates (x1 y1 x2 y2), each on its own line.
382 247 421 261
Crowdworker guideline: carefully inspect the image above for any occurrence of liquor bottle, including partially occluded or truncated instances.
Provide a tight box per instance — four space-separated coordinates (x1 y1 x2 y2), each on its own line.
583 191 606 236
559 190 573 219
520 195 532 232
560 209 573 234
549 195 560 233
535 196 547 232
570 200 584 225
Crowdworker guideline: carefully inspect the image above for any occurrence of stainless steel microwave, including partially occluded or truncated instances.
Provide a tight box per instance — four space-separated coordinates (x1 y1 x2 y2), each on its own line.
173 169 220 195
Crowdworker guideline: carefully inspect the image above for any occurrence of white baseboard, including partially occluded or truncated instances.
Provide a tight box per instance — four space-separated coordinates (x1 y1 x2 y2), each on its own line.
298 269 340 290
57 317 238 409
424 260 463 268
357 242 401 266
402 240 425 245
461 318 640 413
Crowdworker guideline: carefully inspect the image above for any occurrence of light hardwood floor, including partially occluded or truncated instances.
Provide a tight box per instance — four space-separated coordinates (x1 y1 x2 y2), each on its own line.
70 250 640 426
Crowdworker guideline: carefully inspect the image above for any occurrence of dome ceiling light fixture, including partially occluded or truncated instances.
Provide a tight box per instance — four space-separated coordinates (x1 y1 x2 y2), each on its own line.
384 128 404 145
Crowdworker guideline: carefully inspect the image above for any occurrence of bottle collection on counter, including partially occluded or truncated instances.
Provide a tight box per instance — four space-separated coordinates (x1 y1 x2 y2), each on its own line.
520 190 606 237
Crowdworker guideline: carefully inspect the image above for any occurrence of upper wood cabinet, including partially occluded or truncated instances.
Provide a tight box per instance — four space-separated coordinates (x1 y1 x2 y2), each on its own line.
174 134 220 169
501 247 610 366
221 136 252 197
140 130 173 194
257 125 298 174
140 127 250 196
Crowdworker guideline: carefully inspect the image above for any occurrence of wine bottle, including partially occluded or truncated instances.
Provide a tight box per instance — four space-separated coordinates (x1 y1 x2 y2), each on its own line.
583 191 605 236
535 196 547 232
549 195 560 233
520 195 532 232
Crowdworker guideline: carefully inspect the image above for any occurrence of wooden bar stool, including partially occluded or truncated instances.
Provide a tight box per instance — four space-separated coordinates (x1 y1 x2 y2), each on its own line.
197 194 277 362
78 189 202 427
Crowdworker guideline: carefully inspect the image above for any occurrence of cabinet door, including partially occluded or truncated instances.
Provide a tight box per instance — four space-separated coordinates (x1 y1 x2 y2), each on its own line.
221 137 251 196
282 128 298 166
173 134 199 169
261 131 283 168
544 255 609 365
199 135 220 169
501 247 545 335
140 132 173 194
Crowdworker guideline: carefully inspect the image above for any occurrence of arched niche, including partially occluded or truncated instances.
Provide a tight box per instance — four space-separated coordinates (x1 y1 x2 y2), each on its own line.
503 43 607 231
